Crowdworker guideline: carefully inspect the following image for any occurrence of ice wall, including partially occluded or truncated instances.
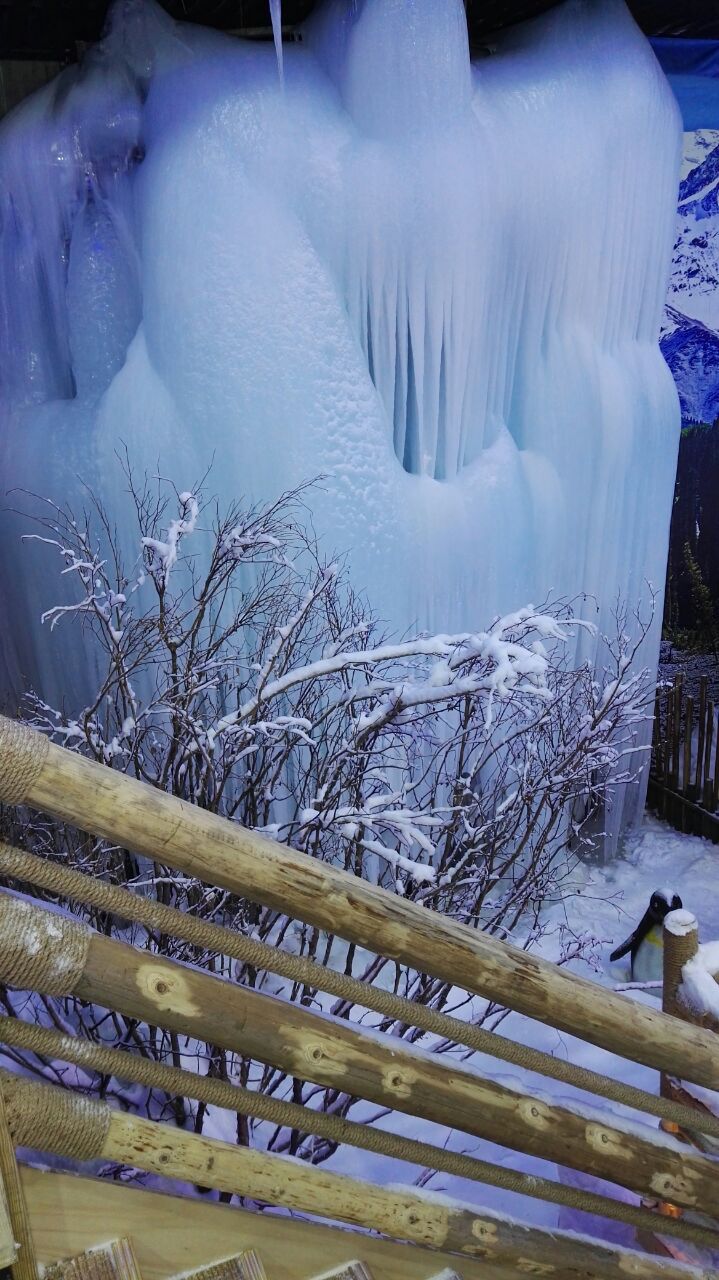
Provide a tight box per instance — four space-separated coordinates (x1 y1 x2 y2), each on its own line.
0 0 681 845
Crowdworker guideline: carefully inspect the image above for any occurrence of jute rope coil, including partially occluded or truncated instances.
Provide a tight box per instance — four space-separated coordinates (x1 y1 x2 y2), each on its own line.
0 894 90 997
2 1015 719 1253
0 1068 110 1162
664 913 700 1023
0 721 49 807
2 842 718 1142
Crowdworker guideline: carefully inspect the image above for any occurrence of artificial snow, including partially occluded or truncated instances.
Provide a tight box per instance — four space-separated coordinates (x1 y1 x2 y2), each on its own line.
679 941 719 1024
664 908 698 937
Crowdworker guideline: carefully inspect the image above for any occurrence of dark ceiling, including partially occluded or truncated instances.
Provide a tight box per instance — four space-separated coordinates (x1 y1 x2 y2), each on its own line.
1 0 719 64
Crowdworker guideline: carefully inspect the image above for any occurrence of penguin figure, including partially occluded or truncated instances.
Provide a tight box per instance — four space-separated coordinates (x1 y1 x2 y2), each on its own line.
610 889 683 983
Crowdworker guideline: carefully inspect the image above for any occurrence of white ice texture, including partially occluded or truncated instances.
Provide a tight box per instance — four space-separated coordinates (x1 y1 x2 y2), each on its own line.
0 0 681 843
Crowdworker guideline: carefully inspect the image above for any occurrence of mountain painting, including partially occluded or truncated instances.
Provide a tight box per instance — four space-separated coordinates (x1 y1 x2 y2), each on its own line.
649 26 719 646
662 129 719 428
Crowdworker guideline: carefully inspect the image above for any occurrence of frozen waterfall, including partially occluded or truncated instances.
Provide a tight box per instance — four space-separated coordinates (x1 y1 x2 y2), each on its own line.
0 0 681 847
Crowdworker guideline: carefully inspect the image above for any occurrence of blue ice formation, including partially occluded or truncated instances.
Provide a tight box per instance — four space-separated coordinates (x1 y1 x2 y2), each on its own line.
0 0 681 843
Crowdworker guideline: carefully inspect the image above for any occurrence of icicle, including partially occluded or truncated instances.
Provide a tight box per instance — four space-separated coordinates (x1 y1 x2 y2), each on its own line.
269 0 284 89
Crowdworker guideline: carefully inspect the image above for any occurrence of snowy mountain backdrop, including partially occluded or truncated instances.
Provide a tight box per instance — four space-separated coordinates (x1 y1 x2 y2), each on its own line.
659 128 719 643
661 129 719 426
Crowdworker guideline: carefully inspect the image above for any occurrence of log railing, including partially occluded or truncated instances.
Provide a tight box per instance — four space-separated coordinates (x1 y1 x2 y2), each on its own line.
0 714 718 1280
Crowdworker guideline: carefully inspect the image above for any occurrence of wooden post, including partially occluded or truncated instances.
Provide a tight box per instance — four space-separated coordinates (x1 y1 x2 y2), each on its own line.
682 696 693 797
662 909 700 1107
663 908 699 1023
1 717 719 1091
0 1073 708 1280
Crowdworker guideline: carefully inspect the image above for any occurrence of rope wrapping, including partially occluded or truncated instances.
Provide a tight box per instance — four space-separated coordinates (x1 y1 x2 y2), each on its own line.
0 893 89 996
1 1015 718 1253
0 1069 110 1161
0 721 49 807
1 842 718 1142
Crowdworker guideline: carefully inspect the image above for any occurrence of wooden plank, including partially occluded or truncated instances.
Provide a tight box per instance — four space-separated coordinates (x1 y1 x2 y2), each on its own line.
19 1168 500 1280
25 1112 710 1280
10 1073 719 1279
1 718 719 1091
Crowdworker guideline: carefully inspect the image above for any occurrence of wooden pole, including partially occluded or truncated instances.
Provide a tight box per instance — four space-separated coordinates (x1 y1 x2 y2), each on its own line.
662 908 700 1108
0 1073 709 1280
0 895 713 1215
1 717 719 1090
663 909 699 1023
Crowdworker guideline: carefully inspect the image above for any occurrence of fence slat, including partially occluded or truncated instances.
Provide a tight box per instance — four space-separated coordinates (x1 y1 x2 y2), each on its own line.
695 675 708 793
703 700 715 810
682 695 694 797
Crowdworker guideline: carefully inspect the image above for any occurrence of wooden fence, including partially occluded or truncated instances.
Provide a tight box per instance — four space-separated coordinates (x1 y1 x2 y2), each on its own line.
649 672 719 841
0 714 718 1280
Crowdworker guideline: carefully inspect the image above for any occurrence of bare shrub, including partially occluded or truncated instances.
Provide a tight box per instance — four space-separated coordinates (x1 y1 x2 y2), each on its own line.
0 467 654 1170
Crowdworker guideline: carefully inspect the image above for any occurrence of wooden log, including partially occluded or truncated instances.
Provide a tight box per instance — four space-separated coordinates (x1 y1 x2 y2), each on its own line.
1 896 713 1213
1 901 716 1218
1 719 719 1092
2 1074 711 1280
663 911 700 1024
18 1168 512 1280
683 696 694 797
